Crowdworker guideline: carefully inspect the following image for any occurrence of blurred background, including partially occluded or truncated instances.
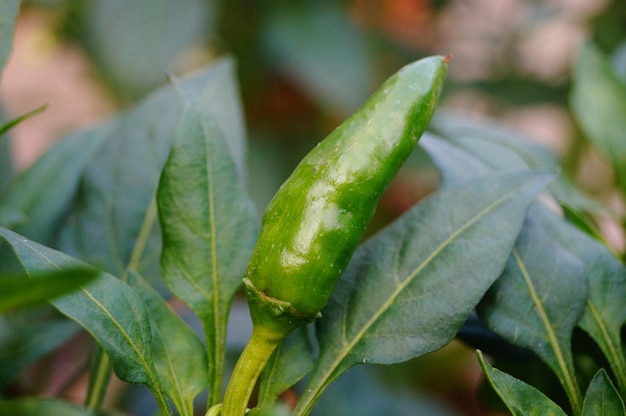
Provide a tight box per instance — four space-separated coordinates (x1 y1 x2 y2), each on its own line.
1 0 625 415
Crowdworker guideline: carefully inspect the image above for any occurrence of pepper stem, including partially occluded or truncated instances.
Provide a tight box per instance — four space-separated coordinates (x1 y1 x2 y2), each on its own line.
221 279 318 416
221 325 282 416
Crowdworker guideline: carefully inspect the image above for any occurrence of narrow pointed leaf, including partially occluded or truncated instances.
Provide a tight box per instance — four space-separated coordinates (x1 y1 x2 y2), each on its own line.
0 227 169 411
258 327 315 409
295 171 553 415
478 204 588 414
157 88 258 405
126 270 208 416
477 350 568 416
0 104 47 136
571 42 626 193
582 370 626 416
0 268 97 312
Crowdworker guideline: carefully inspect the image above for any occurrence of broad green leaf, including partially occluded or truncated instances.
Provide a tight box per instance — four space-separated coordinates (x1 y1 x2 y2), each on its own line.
477 350 568 416
59 58 245 282
157 87 258 405
1 127 108 246
549 209 626 396
478 204 588 414
0 0 19 75
571 42 626 193
81 0 214 100
294 171 553 416
262 2 372 115
258 327 315 409
0 316 79 387
0 398 95 416
0 268 97 312
0 227 171 413
126 270 208 416
582 369 626 416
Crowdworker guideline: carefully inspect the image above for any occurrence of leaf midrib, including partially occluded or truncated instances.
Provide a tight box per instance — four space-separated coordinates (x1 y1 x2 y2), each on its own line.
512 249 582 414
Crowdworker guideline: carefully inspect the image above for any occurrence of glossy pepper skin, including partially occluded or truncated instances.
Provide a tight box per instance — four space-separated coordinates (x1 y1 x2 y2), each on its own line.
221 55 448 416
246 55 448 317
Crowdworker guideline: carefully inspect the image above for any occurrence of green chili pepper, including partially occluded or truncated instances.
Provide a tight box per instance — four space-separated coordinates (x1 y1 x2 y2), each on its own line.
221 55 448 416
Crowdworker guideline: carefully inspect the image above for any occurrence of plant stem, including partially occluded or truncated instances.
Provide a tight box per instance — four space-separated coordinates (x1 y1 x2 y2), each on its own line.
85 347 112 411
221 326 282 416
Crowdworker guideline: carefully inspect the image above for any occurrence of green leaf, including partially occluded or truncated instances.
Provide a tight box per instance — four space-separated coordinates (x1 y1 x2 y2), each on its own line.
59 58 246 283
426 114 605 217
477 350 568 416
1 127 108 246
0 398 95 416
81 0 214 100
126 270 208 416
0 268 98 312
552 211 626 396
0 315 79 387
262 2 372 114
0 0 19 75
258 327 315 409
294 171 553 416
0 227 171 413
582 369 626 416
571 41 626 193
0 104 47 136
157 85 258 406
171 59 248 182
478 204 588 415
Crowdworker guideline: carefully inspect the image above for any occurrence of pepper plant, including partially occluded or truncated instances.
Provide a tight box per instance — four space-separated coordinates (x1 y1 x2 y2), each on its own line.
1 3 626 416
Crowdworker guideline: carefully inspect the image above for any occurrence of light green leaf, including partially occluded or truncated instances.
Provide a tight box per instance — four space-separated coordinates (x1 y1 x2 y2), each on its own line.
157 86 258 405
0 268 97 312
582 369 626 416
477 350 568 416
59 58 245 282
478 204 588 415
258 327 315 409
0 398 95 416
571 41 626 193
262 2 372 115
81 0 214 99
294 171 553 416
0 0 19 75
0 227 171 413
1 126 108 246
126 270 208 416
